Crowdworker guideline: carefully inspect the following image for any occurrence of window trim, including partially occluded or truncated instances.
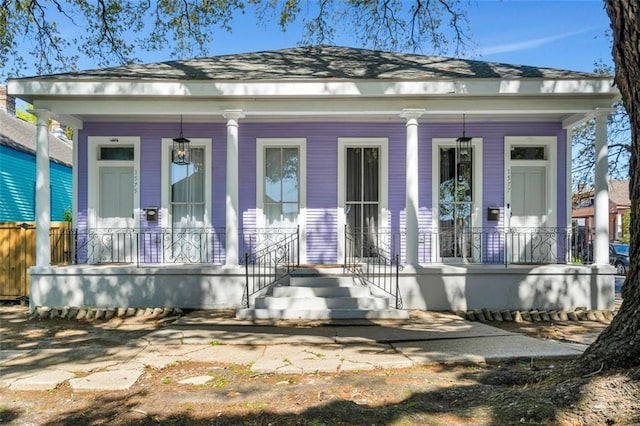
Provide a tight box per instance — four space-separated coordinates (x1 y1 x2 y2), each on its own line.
256 138 307 262
337 137 389 263
161 138 212 228
504 136 557 229
87 136 140 230
431 138 483 262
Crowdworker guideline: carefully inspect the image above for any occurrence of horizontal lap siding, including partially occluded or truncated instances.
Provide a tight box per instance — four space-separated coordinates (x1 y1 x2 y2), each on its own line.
77 120 567 264
0 146 71 222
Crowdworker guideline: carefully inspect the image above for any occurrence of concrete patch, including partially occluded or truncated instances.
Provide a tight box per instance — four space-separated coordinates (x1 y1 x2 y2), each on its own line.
393 334 585 365
69 369 143 391
9 370 76 391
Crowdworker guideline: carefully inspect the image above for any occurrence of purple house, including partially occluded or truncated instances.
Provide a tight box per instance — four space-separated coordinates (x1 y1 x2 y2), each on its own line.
8 46 618 318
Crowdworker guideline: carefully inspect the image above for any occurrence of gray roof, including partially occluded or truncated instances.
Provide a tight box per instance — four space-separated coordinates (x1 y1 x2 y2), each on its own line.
0 111 72 166
16 45 605 82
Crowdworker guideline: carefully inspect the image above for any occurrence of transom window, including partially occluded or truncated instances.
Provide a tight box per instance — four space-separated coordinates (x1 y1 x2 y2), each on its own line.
511 146 546 160
99 146 134 161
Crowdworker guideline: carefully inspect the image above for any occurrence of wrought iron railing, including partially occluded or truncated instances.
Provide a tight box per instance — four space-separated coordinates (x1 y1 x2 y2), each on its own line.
344 227 402 309
418 227 572 265
49 226 576 267
49 227 226 266
242 227 299 308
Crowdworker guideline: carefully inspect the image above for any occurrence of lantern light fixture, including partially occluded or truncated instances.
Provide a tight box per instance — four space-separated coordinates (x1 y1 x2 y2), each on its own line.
172 115 190 165
456 114 472 165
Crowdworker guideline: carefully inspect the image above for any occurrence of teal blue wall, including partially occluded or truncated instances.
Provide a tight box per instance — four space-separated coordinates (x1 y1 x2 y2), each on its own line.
0 145 72 222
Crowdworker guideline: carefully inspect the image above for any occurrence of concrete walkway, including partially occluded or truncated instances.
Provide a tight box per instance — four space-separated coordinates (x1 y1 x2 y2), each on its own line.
0 310 587 391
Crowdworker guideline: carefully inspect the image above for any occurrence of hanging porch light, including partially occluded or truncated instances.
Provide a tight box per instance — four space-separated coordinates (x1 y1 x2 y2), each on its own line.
456 114 472 165
172 115 190 165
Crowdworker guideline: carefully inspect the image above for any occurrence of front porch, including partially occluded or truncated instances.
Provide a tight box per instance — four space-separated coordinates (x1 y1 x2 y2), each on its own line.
33 226 615 314
28 262 615 313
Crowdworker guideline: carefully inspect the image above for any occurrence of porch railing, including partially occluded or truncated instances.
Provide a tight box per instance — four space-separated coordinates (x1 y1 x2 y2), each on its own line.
49 227 226 266
417 227 573 265
344 227 402 309
49 226 577 267
242 227 299 308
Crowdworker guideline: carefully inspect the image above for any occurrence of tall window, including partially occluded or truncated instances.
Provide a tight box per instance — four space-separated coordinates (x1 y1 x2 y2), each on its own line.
439 146 473 259
264 147 299 226
171 147 205 228
346 147 379 257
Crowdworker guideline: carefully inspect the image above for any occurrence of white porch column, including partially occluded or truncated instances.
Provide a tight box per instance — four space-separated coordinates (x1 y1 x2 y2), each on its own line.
33 110 53 267
566 127 573 264
401 109 425 266
593 112 610 265
223 110 245 266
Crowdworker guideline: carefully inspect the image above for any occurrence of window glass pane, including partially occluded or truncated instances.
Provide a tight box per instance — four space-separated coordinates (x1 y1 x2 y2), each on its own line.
346 148 362 202
265 203 281 226
264 146 300 226
171 146 205 226
100 147 134 161
363 148 379 202
439 146 473 259
265 148 282 203
511 146 545 160
282 148 299 202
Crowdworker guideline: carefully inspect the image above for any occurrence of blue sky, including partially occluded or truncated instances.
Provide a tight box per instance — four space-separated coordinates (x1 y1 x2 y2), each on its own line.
196 0 613 73
9 0 612 78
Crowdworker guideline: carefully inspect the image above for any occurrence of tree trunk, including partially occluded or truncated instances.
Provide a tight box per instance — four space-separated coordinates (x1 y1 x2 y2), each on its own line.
580 0 640 371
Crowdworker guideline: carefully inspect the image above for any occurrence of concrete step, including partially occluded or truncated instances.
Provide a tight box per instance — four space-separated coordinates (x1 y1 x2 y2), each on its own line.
289 276 355 287
271 285 371 298
237 271 407 320
235 308 410 320
254 296 390 310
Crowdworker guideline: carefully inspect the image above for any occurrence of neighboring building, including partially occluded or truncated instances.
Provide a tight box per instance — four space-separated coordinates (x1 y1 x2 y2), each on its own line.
0 86 72 222
572 180 631 244
8 46 619 316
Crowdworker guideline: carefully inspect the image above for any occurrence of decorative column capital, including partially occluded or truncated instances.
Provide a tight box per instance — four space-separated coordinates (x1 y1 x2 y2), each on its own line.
223 109 245 124
400 108 426 121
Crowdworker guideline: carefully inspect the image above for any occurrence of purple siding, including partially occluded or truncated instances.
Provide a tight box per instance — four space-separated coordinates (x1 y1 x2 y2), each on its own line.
77 120 567 265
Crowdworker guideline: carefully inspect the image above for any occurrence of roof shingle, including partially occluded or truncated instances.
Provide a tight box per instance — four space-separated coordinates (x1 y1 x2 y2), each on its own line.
16 45 606 82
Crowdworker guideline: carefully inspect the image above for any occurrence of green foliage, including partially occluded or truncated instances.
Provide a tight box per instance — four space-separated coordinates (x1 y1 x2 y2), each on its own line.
62 207 72 223
620 209 631 243
16 108 36 123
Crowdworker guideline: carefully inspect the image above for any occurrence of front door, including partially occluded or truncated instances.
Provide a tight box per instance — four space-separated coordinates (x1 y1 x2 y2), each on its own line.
506 139 556 263
88 137 140 263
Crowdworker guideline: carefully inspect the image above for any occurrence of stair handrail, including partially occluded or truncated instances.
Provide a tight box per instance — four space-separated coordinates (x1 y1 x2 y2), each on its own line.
344 226 402 309
242 227 299 308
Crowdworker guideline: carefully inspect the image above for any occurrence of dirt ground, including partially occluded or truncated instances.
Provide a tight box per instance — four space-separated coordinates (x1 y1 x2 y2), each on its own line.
2 304 640 425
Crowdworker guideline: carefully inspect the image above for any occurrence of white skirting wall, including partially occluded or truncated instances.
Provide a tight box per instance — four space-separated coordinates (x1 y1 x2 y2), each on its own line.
28 264 616 312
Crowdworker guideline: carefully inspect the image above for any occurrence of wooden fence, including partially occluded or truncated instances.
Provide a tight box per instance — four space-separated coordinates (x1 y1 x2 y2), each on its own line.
0 222 71 299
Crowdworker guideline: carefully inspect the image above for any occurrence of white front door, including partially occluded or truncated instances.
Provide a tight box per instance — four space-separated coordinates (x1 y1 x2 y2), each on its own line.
505 137 556 263
88 137 140 263
98 166 134 228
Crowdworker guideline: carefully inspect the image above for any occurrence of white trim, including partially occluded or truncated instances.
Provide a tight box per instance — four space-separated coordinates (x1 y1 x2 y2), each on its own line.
160 138 212 228
504 136 557 230
431 138 484 263
87 136 141 229
10 79 617 100
337 138 389 263
256 138 307 263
